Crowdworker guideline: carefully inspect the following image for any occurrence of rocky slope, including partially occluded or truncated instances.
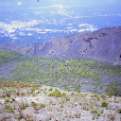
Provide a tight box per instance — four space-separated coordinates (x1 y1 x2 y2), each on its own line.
0 82 121 121
37 27 121 64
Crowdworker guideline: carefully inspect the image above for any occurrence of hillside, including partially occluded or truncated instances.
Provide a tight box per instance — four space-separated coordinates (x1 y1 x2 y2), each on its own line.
37 27 121 64
0 27 121 93
0 27 121 64
0 57 120 94
0 50 23 80
0 50 22 65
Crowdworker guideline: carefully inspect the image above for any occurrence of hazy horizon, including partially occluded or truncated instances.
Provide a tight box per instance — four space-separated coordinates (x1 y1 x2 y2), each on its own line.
0 0 121 27
0 0 121 44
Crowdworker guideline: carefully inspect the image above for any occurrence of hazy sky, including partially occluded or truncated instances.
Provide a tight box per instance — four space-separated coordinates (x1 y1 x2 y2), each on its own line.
0 0 120 17
0 0 121 34
0 0 121 26
0 0 120 8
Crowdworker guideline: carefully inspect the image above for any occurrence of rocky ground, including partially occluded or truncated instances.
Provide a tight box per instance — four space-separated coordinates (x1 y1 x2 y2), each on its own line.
0 83 121 121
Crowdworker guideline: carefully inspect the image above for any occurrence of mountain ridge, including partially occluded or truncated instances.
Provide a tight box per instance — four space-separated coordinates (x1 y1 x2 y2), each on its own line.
0 26 121 64
35 26 121 64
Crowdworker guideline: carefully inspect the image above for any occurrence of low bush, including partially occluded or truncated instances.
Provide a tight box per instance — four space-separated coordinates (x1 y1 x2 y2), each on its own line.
32 102 46 110
101 101 108 108
48 89 66 97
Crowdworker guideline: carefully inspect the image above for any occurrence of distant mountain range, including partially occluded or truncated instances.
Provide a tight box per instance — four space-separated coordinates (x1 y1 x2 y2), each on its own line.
0 26 121 64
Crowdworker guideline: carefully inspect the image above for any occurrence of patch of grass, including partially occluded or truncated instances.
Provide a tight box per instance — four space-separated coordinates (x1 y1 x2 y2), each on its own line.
31 86 40 95
106 82 121 96
48 89 66 97
32 102 46 110
5 104 14 113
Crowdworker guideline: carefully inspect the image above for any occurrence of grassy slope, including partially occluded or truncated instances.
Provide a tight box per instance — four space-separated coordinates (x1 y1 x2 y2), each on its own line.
0 50 23 80
0 52 121 92
10 57 121 91
0 50 22 65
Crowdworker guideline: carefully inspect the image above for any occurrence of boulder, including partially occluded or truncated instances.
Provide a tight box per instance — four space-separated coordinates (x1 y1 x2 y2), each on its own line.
0 113 14 121
0 103 5 113
108 103 121 111
34 109 51 121
22 107 35 120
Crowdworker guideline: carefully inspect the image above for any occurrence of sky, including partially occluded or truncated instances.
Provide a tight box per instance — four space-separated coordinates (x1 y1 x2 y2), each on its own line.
0 0 121 11
0 0 121 36
0 0 121 21
0 0 121 6
0 0 120 20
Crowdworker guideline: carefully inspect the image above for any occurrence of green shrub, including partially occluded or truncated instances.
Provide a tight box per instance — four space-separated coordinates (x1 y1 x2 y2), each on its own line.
48 89 66 97
101 101 108 108
49 88 53 92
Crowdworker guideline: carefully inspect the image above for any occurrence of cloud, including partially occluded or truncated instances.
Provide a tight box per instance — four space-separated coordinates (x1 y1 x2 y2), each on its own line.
17 1 23 6
32 3 73 18
50 4 66 13
0 20 97 40
24 23 97 34
66 23 97 32
78 24 97 32
0 20 41 33
49 4 73 17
